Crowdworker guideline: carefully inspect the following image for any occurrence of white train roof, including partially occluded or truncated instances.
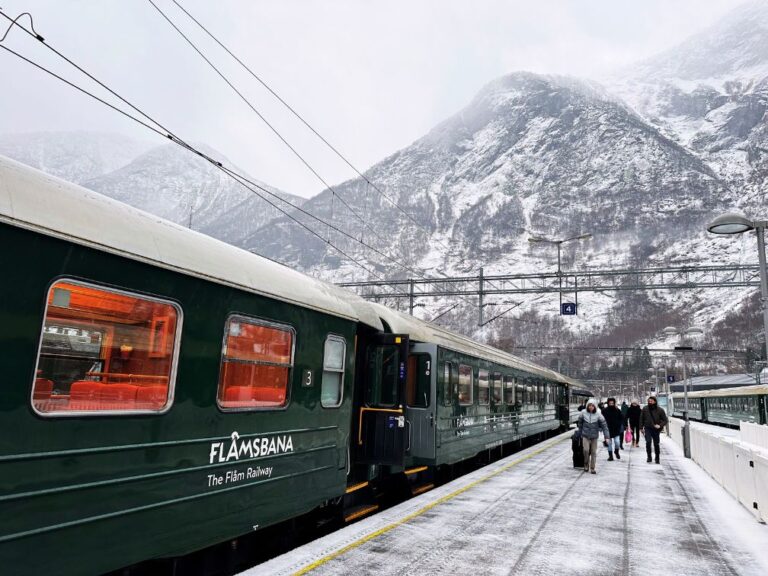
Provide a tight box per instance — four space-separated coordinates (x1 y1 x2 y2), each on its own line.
370 302 579 386
0 155 383 328
670 384 768 399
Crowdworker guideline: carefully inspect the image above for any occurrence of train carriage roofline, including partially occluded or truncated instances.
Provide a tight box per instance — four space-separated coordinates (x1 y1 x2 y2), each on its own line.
369 302 580 386
0 154 383 329
670 384 768 400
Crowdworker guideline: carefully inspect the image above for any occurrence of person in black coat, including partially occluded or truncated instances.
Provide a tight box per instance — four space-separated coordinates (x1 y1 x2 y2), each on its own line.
626 400 642 447
641 396 669 464
601 397 624 461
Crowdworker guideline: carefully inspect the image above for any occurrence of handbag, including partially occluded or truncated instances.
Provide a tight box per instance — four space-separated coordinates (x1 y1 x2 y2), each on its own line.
624 428 633 443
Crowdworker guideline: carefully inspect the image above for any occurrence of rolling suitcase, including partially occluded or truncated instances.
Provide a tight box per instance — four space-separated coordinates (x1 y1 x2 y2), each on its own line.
572 430 584 468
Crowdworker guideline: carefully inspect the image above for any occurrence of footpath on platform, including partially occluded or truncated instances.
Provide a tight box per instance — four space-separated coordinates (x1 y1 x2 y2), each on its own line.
243 428 768 576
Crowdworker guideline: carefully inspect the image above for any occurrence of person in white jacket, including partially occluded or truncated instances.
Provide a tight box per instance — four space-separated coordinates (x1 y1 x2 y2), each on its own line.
577 399 610 474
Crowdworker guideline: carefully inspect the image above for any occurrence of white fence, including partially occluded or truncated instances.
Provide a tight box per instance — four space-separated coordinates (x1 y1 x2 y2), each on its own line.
667 418 768 523
740 421 768 451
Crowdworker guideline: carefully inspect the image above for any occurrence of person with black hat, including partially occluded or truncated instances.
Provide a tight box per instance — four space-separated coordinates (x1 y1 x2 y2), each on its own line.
640 395 668 463
601 397 624 461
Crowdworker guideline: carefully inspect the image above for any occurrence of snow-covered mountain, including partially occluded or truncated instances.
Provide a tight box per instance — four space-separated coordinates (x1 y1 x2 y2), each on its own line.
84 144 304 247
0 132 303 248
246 1 767 348
0 131 152 184
249 73 727 276
611 0 768 202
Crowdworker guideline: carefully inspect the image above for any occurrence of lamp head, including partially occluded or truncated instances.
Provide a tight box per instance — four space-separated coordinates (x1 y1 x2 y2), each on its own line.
707 212 754 235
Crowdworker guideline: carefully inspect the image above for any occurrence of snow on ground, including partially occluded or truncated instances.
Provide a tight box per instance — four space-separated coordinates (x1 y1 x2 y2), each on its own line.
244 431 767 576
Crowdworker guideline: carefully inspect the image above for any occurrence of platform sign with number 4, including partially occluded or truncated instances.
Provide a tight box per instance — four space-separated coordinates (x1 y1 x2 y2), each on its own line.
560 302 577 315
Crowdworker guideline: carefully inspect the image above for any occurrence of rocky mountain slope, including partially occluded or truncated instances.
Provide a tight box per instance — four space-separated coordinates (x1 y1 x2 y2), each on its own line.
246 1 767 350
0 132 304 248
0 131 152 184
611 0 768 206
84 143 304 247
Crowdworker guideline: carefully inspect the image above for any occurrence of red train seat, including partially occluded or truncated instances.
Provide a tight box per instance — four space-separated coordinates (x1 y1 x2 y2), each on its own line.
136 385 168 410
33 378 54 400
69 381 106 410
100 384 139 410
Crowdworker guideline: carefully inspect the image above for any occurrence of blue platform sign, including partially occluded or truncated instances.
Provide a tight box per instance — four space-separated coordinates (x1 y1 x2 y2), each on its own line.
667 375 675 383
560 302 577 315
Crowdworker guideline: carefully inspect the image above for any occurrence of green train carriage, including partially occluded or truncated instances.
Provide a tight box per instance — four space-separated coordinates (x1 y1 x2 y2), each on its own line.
0 155 382 575
669 385 768 428
0 155 579 575
363 304 576 470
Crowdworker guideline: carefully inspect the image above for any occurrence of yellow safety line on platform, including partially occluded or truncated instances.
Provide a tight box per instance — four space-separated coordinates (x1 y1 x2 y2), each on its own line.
291 436 566 575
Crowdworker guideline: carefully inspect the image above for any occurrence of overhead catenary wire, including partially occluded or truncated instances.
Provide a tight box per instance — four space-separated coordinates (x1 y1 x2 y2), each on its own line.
166 0 452 253
0 8 488 322
146 0 390 250
0 9 471 302
142 1 474 300
0 42 392 282
0 12 398 285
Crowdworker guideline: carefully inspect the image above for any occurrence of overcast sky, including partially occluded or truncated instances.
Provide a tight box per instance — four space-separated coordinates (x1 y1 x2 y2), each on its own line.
0 0 743 197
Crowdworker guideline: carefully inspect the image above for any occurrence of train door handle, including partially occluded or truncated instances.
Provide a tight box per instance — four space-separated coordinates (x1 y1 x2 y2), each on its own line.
406 419 412 452
428 413 434 427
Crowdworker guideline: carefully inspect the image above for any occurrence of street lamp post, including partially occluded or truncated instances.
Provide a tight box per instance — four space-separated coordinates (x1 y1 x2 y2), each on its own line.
529 233 592 308
707 213 768 362
663 326 704 458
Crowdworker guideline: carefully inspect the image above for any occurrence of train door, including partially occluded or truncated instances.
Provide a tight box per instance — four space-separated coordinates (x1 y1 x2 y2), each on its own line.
405 344 436 461
357 333 409 466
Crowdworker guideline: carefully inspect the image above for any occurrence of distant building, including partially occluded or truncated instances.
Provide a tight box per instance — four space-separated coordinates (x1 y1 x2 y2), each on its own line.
668 373 759 393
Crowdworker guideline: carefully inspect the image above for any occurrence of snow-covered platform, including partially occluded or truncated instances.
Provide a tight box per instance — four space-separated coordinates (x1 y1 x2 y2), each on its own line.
244 430 768 576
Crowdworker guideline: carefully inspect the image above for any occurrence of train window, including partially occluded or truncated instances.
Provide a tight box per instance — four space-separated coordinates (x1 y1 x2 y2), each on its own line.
526 385 534 405
217 316 293 410
407 354 431 408
504 376 516 405
321 335 345 408
366 344 400 407
32 279 180 415
478 370 490 405
458 364 473 405
491 373 503 404
516 381 525 405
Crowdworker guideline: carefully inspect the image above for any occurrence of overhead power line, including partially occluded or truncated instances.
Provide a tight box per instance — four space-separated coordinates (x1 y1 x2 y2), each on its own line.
166 0 452 253
143 1 483 314
0 7 483 324
0 9 398 285
146 0 389 249
146 0 481 311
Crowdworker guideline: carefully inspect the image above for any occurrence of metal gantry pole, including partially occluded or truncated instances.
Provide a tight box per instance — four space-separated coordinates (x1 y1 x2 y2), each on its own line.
682 350 691 458
557 243 563 309
755 224 768 362
408 279 415 316
478 267 485 327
